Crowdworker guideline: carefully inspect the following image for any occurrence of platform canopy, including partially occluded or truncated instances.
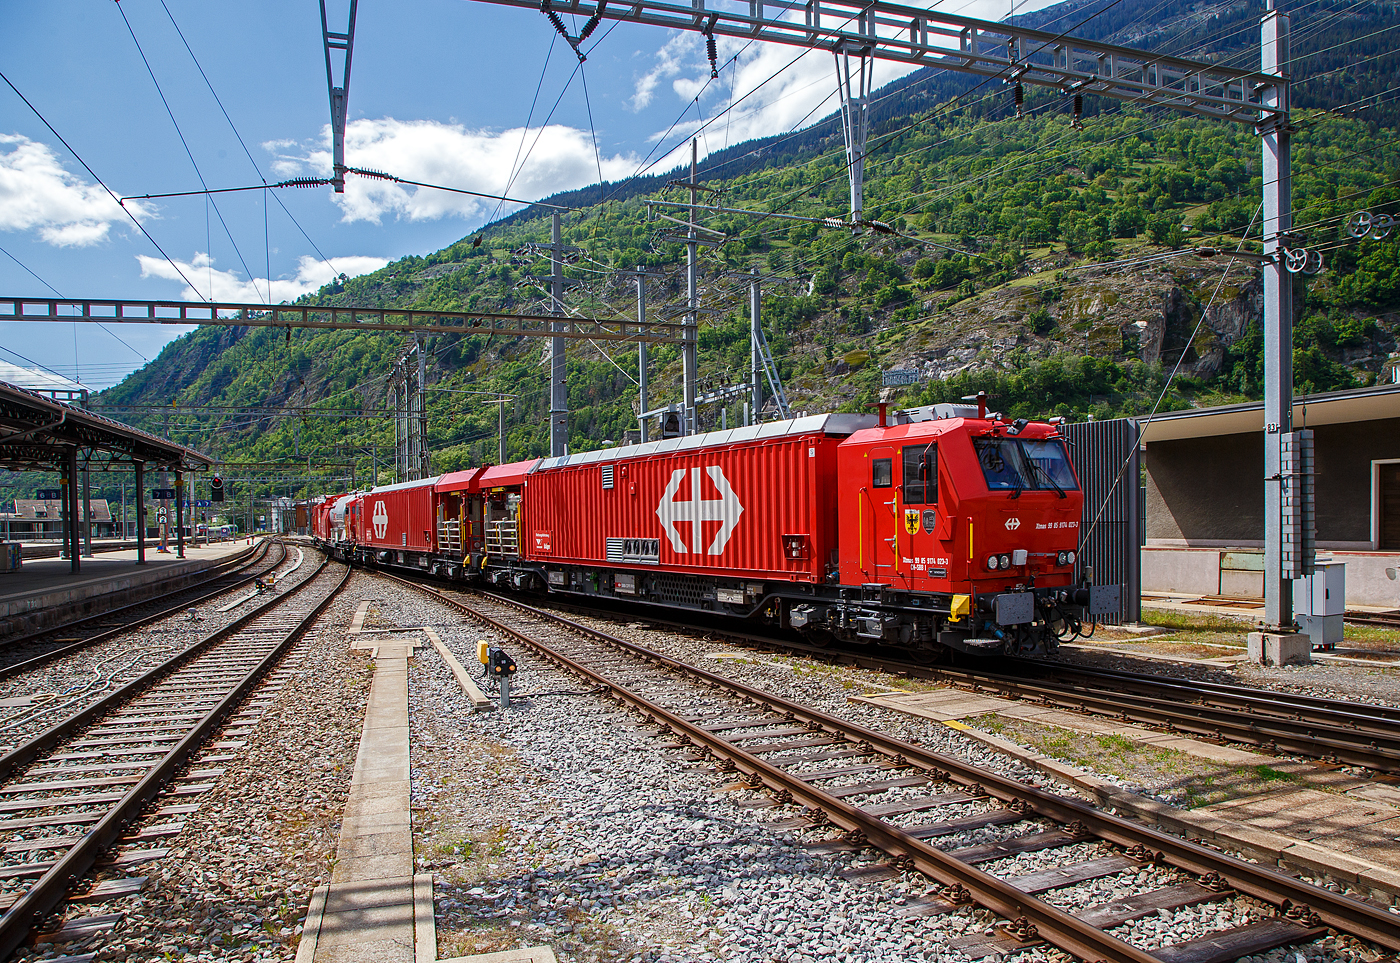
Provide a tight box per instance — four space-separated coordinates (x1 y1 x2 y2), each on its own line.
0 380 212 472
1140 384 1400 443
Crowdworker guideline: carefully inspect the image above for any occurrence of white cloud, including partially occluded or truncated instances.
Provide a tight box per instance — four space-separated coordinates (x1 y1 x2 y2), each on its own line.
655 38 913 159
635 0 1064 168
137 251 389 303
269 117 640 225
0 134 151 247
629 33 696 111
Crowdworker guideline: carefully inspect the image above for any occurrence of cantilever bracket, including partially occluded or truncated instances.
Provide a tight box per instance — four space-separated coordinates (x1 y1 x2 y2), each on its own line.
320 0 358 193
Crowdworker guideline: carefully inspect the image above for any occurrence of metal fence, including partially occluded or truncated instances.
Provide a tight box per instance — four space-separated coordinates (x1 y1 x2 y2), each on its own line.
1064 418 1141 624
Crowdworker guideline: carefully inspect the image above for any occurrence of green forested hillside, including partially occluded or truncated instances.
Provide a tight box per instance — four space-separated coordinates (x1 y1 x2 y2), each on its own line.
74 0 1399 513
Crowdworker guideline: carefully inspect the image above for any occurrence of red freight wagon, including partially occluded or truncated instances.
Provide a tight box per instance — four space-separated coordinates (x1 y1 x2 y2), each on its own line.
521 415 871 585
310 495 338 543
357 477 440 555
435 459 538 561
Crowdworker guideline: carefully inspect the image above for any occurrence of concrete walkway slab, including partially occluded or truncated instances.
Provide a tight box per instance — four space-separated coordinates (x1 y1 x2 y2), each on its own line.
298 627 422 963
441 949 558 963
854 688 1281 766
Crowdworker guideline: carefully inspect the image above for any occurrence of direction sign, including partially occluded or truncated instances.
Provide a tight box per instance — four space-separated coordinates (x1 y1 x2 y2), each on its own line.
150 489 176 499
35 489 61 500
194 500 212 508
881 368 921 387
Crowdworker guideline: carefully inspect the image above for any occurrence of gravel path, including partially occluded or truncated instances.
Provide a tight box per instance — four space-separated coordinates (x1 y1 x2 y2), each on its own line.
11 566 371 963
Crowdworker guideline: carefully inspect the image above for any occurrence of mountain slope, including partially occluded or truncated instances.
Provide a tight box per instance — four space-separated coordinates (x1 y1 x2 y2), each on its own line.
83 0 1400 513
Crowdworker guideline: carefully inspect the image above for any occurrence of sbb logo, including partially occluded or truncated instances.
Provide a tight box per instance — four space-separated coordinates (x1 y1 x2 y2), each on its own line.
372 501 389 539
656 466 744 555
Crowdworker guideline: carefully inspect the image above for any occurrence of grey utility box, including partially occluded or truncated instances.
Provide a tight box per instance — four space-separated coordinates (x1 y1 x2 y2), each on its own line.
1293 559 1345 649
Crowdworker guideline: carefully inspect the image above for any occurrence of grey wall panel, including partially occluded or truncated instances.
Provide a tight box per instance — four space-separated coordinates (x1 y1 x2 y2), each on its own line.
1144 417 1400 544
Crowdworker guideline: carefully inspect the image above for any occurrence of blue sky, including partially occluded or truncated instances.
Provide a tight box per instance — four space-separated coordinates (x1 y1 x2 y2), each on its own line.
1 0 1050 389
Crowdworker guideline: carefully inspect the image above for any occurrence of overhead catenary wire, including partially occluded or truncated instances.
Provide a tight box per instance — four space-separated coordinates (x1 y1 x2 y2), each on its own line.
115 2 264 302
0 69 204 299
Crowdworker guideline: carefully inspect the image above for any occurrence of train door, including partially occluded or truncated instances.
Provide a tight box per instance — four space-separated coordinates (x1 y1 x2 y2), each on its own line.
867 446 900 582
900 442 942 585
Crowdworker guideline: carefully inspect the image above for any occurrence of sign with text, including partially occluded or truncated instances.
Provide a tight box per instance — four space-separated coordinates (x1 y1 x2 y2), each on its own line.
881 368 921 387
150 489 176 500
35 489 61 500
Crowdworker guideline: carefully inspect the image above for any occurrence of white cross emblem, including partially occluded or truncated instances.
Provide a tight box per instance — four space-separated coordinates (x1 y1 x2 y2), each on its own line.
655 466 744 555
372 500 389 539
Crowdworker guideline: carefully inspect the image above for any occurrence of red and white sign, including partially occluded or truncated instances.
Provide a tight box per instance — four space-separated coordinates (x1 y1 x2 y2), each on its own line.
533 531 553 554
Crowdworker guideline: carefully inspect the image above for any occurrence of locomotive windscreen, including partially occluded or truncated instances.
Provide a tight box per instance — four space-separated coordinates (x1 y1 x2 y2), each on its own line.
972 437 1079 492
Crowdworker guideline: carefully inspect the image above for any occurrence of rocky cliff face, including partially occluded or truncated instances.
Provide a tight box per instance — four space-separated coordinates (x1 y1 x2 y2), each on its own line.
1143 276 1261 378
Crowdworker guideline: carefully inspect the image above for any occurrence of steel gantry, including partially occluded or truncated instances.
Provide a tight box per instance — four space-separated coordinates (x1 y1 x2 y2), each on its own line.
319 0 358 193
512 0 1304 630
0 299 687 344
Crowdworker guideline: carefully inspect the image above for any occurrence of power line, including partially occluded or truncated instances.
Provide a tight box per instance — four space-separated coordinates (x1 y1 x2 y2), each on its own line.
154 0 344 283
0 69 202 296
115 2 263 302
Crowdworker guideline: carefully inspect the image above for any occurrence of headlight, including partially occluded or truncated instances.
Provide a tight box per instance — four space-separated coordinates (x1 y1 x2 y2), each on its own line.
999 554 1012 569
1057 551 1068 565
1067 551 1076 565
986 554 1000 570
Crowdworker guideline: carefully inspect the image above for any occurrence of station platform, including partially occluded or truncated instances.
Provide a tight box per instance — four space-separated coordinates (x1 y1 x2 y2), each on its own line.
1140 591 1399 619
0 539 256 638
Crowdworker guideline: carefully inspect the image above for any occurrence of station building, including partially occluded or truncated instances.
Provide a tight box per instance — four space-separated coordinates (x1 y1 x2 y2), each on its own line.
3 499 116 540
1141 383 1400 607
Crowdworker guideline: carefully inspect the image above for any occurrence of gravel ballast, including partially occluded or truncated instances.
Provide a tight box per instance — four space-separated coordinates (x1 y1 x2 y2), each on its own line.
10 566 371 963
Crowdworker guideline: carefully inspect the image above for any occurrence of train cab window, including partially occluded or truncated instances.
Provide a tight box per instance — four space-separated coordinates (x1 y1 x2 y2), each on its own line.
973 437 1079 492
902 444 937 505
872 458 893 488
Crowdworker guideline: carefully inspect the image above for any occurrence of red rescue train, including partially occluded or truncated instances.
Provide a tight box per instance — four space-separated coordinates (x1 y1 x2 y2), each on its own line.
311 403 1118 658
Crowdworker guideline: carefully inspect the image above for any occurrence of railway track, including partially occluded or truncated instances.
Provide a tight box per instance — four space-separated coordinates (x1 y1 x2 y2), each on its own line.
0 541 280 680
1345 610 1400 630
388 574 1400 963
915 659 1400 776
0 553 348 957
524 593 1400 778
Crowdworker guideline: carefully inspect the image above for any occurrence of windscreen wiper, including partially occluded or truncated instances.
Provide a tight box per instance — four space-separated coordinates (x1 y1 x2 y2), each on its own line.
1028 460 1067 499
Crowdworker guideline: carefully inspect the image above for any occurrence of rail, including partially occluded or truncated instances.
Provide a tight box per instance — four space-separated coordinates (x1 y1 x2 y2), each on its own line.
0 554 348 957
384 575 1400 961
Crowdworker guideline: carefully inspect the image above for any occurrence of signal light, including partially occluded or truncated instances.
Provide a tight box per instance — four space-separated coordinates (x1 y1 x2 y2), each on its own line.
999 554 1012 569
210 475 225 503
986 554 1000 570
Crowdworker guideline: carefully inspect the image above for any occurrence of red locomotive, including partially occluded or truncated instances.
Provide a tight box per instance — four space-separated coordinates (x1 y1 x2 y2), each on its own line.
311 402 1118 657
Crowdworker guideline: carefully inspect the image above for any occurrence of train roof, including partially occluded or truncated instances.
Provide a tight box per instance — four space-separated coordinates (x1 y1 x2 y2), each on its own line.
435 467 485 494
533 413 877 472
479 459 539 488
367 476 442 494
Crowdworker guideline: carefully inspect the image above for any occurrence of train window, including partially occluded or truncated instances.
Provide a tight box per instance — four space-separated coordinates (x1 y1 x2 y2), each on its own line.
972 438 1079 492
902 445 937 505
872 458 893 488
1020 439 1079 491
